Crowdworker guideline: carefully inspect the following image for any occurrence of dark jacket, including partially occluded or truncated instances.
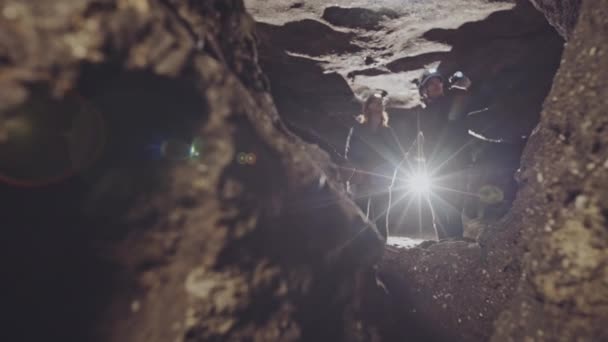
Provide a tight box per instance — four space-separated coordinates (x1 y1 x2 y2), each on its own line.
421 87 474 167
344 123 403 181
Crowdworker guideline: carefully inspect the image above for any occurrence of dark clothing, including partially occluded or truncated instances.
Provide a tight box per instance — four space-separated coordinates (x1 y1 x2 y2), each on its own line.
344 123 403 239
421 87 475 238
345 124 402 175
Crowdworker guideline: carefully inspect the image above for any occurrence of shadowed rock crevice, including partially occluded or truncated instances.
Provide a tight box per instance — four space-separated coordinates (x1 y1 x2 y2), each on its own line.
257 20 362 57
322 6 400 30
528 0 582 39
385 51 450 73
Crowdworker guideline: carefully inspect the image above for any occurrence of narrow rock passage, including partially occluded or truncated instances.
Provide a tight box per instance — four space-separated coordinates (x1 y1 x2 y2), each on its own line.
247 1 572 341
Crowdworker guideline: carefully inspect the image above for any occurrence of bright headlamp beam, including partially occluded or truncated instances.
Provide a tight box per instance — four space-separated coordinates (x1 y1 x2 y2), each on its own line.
408 171 432 195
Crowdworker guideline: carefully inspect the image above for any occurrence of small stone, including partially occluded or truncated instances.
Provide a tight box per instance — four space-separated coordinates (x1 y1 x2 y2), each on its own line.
131 300 141 313
575 195 588 210
589 47 597 56
2 4 20 20
318 174 327 189
197 164 208 173
196 39 205 51
536 173 544 183
73 45 87 58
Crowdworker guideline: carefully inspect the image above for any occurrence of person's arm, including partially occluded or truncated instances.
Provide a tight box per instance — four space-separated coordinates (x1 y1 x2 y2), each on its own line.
343 127 360 183
344 127 370 185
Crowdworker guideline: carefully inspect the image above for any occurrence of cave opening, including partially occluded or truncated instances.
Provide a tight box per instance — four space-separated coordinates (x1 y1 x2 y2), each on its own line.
253 0 563 243
250 1 565 340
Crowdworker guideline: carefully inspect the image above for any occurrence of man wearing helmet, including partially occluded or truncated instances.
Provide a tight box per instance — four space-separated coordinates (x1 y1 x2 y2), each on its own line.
419 68 471 107
416 68 473 239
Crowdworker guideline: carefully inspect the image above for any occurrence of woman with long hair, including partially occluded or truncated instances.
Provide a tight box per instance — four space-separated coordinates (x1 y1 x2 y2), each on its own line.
344 92 402 240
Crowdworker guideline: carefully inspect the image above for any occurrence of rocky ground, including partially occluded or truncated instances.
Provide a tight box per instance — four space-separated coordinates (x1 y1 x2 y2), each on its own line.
1 0 606 341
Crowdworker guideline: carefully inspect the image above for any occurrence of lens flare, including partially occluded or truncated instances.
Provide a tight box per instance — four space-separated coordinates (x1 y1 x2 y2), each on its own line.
237 152 247 164
189 144 200 158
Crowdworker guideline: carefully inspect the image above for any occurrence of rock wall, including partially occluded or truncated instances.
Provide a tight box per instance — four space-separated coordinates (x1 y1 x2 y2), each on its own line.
0 0 383 341
528 0 582 39
493 0 608 340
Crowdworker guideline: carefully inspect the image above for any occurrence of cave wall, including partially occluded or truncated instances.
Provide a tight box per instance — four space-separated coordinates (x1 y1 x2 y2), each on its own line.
528 0 582 39
0 0 383 341
255 20 362 161
493 0 608 340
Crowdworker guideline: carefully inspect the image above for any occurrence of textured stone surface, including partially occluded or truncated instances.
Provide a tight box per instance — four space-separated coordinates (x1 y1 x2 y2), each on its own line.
493 0 608 340
529 0 582 39
0 0 383 341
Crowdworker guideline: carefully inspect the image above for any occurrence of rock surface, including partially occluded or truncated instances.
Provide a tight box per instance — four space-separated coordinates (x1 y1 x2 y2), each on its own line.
529 0 582 39
493 0 608 340
0 0 383 341
247 0 516 106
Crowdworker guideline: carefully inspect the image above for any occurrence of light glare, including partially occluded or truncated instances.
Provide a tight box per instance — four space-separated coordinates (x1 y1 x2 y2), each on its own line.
408 171 432 195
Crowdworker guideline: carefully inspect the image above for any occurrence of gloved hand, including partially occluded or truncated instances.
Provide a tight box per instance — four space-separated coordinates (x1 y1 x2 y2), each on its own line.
449 71 472 90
